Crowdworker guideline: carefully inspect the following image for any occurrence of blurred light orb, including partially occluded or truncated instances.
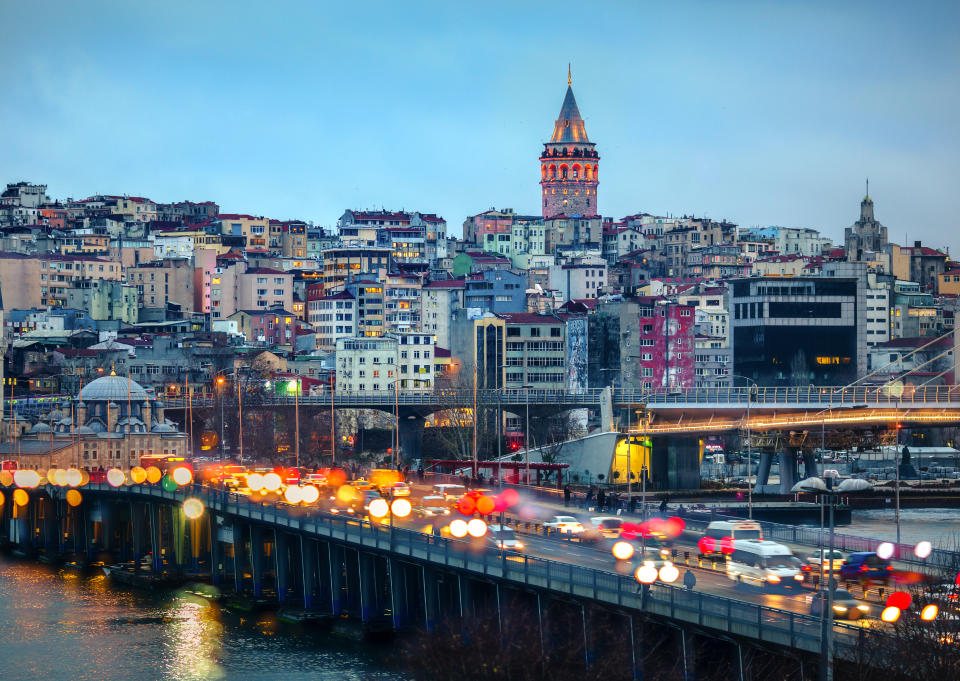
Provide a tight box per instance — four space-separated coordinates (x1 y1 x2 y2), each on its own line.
456 495 476 516
391 498 412 518
13 488 29 506
14 469 41 489
921 604 939 621
876 542 895 560
612 541 635 561
283 485 304 504
449 519 469 538
635 563 658 584
145 466 163 484
129 466 147 484
161 475 179 492
467 518 488 538
66 468 83 487
262 473 282 492
182 498 205 520
66 489 83 507
47 468 59 484
500 488 520 507
368 498 389 518
0 490 4 506
914 541 932 559
54 469 69 487
698 537 716 554
300 485 320 504
659 562 680 583
881 606 901 623
106 468 125 487
886 591 912 610
171 466 193 486
475 495 495 515
0 470 13 486
336 484 357 504
246 473 265 492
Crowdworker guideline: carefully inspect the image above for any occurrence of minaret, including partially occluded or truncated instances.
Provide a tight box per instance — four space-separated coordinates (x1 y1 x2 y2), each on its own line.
540 66 599 218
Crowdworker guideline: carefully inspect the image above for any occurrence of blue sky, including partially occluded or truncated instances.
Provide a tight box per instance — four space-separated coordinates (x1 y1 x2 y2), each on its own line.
2 1 958 253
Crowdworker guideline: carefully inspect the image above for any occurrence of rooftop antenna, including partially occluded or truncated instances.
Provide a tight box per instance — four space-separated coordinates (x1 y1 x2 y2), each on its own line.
866 177 869 199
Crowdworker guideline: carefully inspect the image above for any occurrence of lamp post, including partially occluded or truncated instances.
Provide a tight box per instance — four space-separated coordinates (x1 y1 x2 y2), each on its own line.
805 477 837 681
521 384 533 486
216 373 226 462
730 375 757 518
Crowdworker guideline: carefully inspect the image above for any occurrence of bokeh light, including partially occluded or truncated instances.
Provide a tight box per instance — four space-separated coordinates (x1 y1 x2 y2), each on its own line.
449 519 468 538
0 470 13 486
246 473 265 492
475 495 495 515
283 486 304 504
0 490 4 506
336 484 357 504
612 541 635 561
327 468 347 487
914 541 932 559
698 537 716 554
47 468 58 484
391 498 412 518
161 475 179 492
129 466 147 484
262 472 282 492
500 488 520 507
301 485 320 504
13 488 29 506
920 604 939 621
659 562 680 583
183 498 205 520
368 498 389 518
66 489 83 507
664 517 685 537
886 592 912 610
720 536 735 554
876 542 895 560
881 606 901 623
456 495 476 515
53 469 68 487
106 468 125 487
621 522 640 540
146 466 163 484
171 467 193 486
14 469 41 488
467 518 487 538
635 563 657 584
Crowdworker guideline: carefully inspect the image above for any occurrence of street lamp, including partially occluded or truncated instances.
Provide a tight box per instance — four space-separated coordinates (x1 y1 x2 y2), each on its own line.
521 384 533 486
216 374 226 461
803 477 838 681
730 374 757 519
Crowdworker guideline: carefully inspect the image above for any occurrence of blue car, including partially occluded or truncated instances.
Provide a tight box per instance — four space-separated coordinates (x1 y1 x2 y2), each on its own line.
839 552 893 584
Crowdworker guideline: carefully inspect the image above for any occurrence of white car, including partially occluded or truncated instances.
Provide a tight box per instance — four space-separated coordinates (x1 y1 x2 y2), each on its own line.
543 515 585 534
589 516 623 538
807 549 845 572
487 524 524 552
415 496 452 518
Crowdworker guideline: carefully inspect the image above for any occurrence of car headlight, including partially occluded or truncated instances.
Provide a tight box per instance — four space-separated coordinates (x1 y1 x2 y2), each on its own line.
794 574 805 581
515 543 523 549
424 510 433 515
767 575 781 583
857 605 870 612
833 605 848 612
443 510 450 515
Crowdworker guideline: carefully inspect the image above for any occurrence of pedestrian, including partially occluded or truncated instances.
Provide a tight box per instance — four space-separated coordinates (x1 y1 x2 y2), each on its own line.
597 488 606 512
417 466 424 482
683 569 696 591
563 485 571 507
628 496 636 514
585 487 594 510
659 496 668 514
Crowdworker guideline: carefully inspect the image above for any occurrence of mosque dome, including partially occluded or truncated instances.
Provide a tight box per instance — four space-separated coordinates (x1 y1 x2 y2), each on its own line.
80 375 150 402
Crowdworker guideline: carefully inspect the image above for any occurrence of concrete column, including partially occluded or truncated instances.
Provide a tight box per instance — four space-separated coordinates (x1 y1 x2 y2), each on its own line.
148 503 162 573
756 452 774 487
778 451 798 494
397 414 425 462
208 514 221 587
130 502 142 570
458 574 473 618
421 566 439 632
249 525 264 598
389 558 409 630
232 522 245 594
328 543 344 616
802 451 818 479
274 530 289 603
300 536 316 609
358 551 377 623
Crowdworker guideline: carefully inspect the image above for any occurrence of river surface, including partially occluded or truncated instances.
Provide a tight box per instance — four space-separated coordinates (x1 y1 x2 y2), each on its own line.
846 507 960 548
0 554 409 681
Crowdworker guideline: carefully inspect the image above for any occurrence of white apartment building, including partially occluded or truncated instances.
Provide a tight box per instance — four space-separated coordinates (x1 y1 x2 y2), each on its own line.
421 280 464 350
310 290 356 350
335 332 435 393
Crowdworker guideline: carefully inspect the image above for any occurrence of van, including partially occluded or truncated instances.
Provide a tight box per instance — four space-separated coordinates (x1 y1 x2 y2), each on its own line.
432 483 466 500
699 520 763 556
725 539 804 588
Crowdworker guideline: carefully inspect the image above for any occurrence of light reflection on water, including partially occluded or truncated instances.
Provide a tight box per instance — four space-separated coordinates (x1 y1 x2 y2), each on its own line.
0 554 407 681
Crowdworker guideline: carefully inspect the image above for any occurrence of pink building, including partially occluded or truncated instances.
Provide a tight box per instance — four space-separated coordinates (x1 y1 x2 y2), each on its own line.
634 297 695 391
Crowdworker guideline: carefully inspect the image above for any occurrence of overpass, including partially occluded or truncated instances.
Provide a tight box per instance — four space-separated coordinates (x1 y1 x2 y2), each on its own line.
0 480 876 677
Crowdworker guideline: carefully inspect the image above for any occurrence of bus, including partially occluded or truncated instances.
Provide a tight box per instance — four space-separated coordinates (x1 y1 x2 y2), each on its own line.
699 520 763 557
725 539 804 589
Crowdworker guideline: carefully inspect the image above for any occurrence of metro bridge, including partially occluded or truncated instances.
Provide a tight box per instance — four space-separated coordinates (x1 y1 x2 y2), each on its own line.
0 480 877 677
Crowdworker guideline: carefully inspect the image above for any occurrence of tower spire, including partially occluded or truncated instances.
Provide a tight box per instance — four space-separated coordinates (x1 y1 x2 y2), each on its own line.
568 63 571 86
865 177 869 199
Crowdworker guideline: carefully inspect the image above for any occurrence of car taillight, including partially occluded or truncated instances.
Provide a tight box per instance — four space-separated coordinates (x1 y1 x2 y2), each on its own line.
801 565 811 571
886 566 893 571
860 566 867 572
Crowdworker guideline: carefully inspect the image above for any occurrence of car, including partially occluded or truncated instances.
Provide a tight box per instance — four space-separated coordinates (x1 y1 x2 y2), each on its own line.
807 549 845 572
839 552 893 584
589 516 623 538
807 589 871 620
432 483 467 500
351 479 376 492
380 481 411 497
415 495 452 518
487 524 524 552
360 490 383 512
543 515 585 534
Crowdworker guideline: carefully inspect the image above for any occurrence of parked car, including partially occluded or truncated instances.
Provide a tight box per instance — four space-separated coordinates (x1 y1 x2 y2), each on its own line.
839 552 893 584
807 589 871 620
543 515 585 534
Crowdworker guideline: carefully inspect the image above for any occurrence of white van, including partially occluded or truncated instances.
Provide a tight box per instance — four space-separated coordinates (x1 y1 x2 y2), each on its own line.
725 539 804 588
432 483 466 500
699 520 763 556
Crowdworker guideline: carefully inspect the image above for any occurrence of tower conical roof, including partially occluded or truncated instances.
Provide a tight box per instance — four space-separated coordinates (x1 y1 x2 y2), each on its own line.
550 85 590 144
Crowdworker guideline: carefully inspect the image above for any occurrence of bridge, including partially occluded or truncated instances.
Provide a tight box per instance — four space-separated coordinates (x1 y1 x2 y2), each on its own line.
0 479 881 677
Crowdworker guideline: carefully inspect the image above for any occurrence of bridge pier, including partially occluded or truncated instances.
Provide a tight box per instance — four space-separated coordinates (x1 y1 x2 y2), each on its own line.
801 450 818 479
300 536 316 609
398 413 425 462
328 544 346 615
778 452 798 494
274 530 290 603
231 522 245 594
756 452 773 487
651 435 701 490
421 566 439 632
148 503 162 573
249 525 265 597
388 558 412 629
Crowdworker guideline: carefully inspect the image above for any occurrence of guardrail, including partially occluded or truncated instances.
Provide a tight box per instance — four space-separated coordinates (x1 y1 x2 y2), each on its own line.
63 481 865 656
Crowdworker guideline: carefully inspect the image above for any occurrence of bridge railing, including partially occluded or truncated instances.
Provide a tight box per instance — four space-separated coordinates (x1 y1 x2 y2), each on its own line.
73 482 866 655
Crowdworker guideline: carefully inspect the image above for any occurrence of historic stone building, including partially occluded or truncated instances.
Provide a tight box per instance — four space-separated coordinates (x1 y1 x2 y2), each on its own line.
844 181 888 261
540 68 599 219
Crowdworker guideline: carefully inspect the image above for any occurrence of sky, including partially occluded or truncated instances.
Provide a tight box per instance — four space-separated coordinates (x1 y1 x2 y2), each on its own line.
2 1 958 253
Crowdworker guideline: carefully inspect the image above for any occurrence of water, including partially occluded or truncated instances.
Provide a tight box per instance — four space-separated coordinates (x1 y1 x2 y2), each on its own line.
847 507 960 549
0 554 408 681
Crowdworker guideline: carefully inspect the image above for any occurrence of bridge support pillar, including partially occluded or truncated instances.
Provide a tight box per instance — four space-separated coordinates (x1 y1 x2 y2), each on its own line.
208 514 221 586
148 503 162 573
232 523 245 595
778 452 798 494
130 502 143 570
300 536 316 609
421 566 439 632
398 414 425 463
41 498 57 553
801 450 818 479
389 558 410 630
755 452 773 487
458 574 474 618
651 435 701 490
358 551 379 623
328 544 345 616
250 525 265 598
274 530 290 603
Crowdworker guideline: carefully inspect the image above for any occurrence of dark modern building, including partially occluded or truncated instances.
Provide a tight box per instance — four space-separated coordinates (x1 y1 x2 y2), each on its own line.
730 277 862 386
